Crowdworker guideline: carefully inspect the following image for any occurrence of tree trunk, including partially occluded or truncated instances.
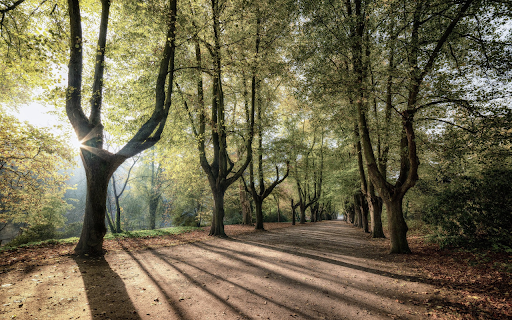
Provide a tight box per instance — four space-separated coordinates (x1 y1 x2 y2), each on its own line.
106 207 115 234
299 203 306 224
347 203 355 223
209 188 227 237
110 176 121 233
148 195 159 230
360 195 369 233
353 193 362 228
254 198 264 230
385 196 410 254
291 199 296 225
115 197 122 233
75 157 116 256
368 195 385 238
240 180 252 225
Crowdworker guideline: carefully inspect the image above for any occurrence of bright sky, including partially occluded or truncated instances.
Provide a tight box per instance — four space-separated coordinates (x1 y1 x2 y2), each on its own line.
13 103 82 149
16 103 59 127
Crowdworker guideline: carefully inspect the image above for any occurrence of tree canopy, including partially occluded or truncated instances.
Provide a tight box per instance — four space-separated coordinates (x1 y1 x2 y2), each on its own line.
0 112 73 228
1 0 511 254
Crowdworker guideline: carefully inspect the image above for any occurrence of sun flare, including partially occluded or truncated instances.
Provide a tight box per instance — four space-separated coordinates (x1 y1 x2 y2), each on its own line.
71 136 84 150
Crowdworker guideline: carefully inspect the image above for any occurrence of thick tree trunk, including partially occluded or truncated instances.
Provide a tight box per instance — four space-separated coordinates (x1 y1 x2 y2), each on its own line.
75 157 116 256
368 195 385 238
299 203 306 224
209 188 227 237
384 196 410 254
347 203 355 223
254 198 264 230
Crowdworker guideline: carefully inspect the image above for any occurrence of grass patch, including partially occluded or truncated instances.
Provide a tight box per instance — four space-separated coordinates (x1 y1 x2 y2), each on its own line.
0 237 80 253
0 227 201 252
105 226 201 239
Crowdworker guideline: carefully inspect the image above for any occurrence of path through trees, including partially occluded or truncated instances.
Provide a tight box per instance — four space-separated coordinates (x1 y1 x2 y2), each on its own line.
2 221 505 319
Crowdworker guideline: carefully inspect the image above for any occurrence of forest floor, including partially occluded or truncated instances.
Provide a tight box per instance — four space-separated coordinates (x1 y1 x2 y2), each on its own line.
0 221 510 320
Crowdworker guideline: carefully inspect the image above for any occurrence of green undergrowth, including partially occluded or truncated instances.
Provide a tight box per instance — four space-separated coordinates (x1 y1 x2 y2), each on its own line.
0 237 79 253
0 226 202 253
104 226 200 239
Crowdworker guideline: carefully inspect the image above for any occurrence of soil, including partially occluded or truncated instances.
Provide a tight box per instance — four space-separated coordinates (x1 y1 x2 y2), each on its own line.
0 221 510 320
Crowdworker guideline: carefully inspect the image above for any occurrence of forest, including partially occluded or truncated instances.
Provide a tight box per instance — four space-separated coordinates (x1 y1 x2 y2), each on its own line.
0 0 512 318
2 0 512 250
2 0 511 253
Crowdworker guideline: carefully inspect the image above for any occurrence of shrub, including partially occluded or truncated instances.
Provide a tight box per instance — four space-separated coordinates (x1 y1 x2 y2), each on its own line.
9 224 57 246
224 212 243 225
59 222 83 238
263 210 289 223
423 168 512 249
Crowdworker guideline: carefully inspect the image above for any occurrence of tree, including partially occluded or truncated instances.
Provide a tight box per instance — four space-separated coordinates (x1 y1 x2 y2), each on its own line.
290 119 324 224
106 157 138 233
0 112 73 230
145 152 165 230
357 0 475 253
245 150 289 229
0 0 67 106
240 1 294 230
65 0 178 255
239 178 253 225
179 0 255 237
298 0 480 253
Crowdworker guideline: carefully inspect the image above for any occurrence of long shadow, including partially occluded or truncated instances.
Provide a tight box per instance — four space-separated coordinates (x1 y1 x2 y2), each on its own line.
189 242 428 313
192 241 351 286
118 243 193 320
178 242 436 319
243 223 512 319
120 240 255 320
245 226 386 258
148 248 314 319
215 239 426 283
72 255 142 320
197 239 371 281
227 224 507 318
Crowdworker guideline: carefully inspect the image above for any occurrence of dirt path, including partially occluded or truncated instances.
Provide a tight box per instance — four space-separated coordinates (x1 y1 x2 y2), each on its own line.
0 221 479 319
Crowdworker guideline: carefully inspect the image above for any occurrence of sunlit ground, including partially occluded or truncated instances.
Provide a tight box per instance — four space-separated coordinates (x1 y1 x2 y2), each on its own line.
0 222 452 320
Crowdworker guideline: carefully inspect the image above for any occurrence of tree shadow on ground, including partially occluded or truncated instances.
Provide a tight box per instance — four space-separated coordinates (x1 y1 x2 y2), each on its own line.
225 222 509 319
119 242 254 320
223 237 424 283
72 255 142 320
118 234 425 319
149 246 396 319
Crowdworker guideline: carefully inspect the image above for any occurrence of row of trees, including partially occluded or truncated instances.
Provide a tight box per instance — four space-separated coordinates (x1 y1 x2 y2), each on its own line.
1 0 511 255
296 0 512 252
